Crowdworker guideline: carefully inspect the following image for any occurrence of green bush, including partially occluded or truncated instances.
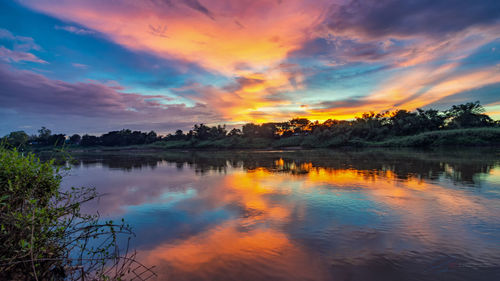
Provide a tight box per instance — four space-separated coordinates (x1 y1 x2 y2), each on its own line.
0 148 154 280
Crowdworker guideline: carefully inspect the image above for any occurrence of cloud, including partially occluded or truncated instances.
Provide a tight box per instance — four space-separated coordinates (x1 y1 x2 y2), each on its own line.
182 0 215 20
427 82 500 109
311 97 376 111
148 24 169 38
172 67 304 123
54 25 95 35
324 0 500 38
18 0 328 73
0 46 47 63
0 28 45 64
0 28 40 51
0 64 220 134
72 63 89 69
11 0 500 125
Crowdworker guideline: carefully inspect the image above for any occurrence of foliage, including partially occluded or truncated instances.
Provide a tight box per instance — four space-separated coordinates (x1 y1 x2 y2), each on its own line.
69 134 81 145
1 131 29 148
0 147 155 280
445 101 494 128
3 102 498 150
367 128 500 147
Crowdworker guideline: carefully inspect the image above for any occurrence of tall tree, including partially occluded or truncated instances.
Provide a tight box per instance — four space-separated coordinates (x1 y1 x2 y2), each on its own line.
446 101 494 128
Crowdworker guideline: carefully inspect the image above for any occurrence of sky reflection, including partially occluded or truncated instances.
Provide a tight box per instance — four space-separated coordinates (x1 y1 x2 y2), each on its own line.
61 149 500 280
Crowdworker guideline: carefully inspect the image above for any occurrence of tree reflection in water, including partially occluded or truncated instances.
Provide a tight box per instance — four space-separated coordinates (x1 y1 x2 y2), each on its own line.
59 148 500 281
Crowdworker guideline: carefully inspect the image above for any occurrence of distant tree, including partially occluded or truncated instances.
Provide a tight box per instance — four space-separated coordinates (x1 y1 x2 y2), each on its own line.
289 118 311 134
228 128 242 137
47 134 66 146
69 134 81 145
193 124 211 140
351 112 388 139
38 127 52 145
3 131 29 148
146 131 158 143
445 101 494 128
101 131 122 146
416 108 445 131
80 134 100 146
208 125 227 139
242 123 260 138
130 131 146 145
100 129 151 146
168 130 184 141
389 110 421 136
259 123 279 138
276 121 293 137
38 101 495 149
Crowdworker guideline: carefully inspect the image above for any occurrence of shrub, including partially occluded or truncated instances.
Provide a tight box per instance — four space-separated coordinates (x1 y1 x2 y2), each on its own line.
0 148 155 280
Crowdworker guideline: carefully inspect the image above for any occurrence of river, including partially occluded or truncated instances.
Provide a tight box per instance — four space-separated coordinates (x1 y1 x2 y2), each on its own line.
61 148 500 280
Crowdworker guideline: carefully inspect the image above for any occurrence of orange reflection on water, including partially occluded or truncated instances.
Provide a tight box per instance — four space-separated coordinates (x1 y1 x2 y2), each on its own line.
220 168 292 222
140 222 329 280
144 224 289 269
137 160 494 280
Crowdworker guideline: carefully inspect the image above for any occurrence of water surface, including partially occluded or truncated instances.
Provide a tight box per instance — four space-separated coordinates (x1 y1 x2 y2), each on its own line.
61 148 500 280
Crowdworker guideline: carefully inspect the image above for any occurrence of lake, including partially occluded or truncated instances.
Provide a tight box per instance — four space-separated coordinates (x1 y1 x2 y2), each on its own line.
60 148 500 281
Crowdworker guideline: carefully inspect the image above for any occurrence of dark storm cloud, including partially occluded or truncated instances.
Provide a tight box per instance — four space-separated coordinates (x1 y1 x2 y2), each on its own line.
326 0 500 37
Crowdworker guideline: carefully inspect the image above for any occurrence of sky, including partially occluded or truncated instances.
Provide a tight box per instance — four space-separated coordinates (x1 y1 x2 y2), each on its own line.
0 0 499 135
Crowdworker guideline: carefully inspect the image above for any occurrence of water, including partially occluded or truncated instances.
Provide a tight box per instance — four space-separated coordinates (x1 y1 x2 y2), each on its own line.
61 148 500 280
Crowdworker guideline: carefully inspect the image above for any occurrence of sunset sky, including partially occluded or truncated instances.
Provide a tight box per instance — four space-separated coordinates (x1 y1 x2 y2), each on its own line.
1 0 499 134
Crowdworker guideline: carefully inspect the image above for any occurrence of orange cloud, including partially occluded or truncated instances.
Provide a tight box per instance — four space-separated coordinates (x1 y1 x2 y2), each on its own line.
23 0 327 74
19 0 500 124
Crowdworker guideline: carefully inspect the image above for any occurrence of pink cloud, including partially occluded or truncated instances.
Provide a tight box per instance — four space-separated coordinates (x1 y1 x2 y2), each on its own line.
0 64 221 133
0 46 47 64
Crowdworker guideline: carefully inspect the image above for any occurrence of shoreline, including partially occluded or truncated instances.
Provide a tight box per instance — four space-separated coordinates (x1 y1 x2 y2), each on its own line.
30 127 500 153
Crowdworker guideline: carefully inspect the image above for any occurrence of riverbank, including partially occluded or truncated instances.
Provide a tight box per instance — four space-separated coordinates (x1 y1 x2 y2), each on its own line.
31 127 500 152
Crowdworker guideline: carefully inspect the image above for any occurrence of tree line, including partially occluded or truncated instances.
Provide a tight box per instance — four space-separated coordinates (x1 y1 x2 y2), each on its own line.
161 101 498 142
1 128 161 148
2 101 498 148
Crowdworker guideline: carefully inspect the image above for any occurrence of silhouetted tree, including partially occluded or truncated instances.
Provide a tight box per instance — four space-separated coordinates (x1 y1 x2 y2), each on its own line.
242 123 260 138
8 102 497 149
47 134 66 146
389 110 421 136
228 128 242 137
416 108 445 131
208 125 227 139
259 123 279 138
37 127 52 145
445 101 494 128
80 135 100 146
69 134 81 145
289 118 311 134
146 131 158 143
193 124 211 140
2 131 29 148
